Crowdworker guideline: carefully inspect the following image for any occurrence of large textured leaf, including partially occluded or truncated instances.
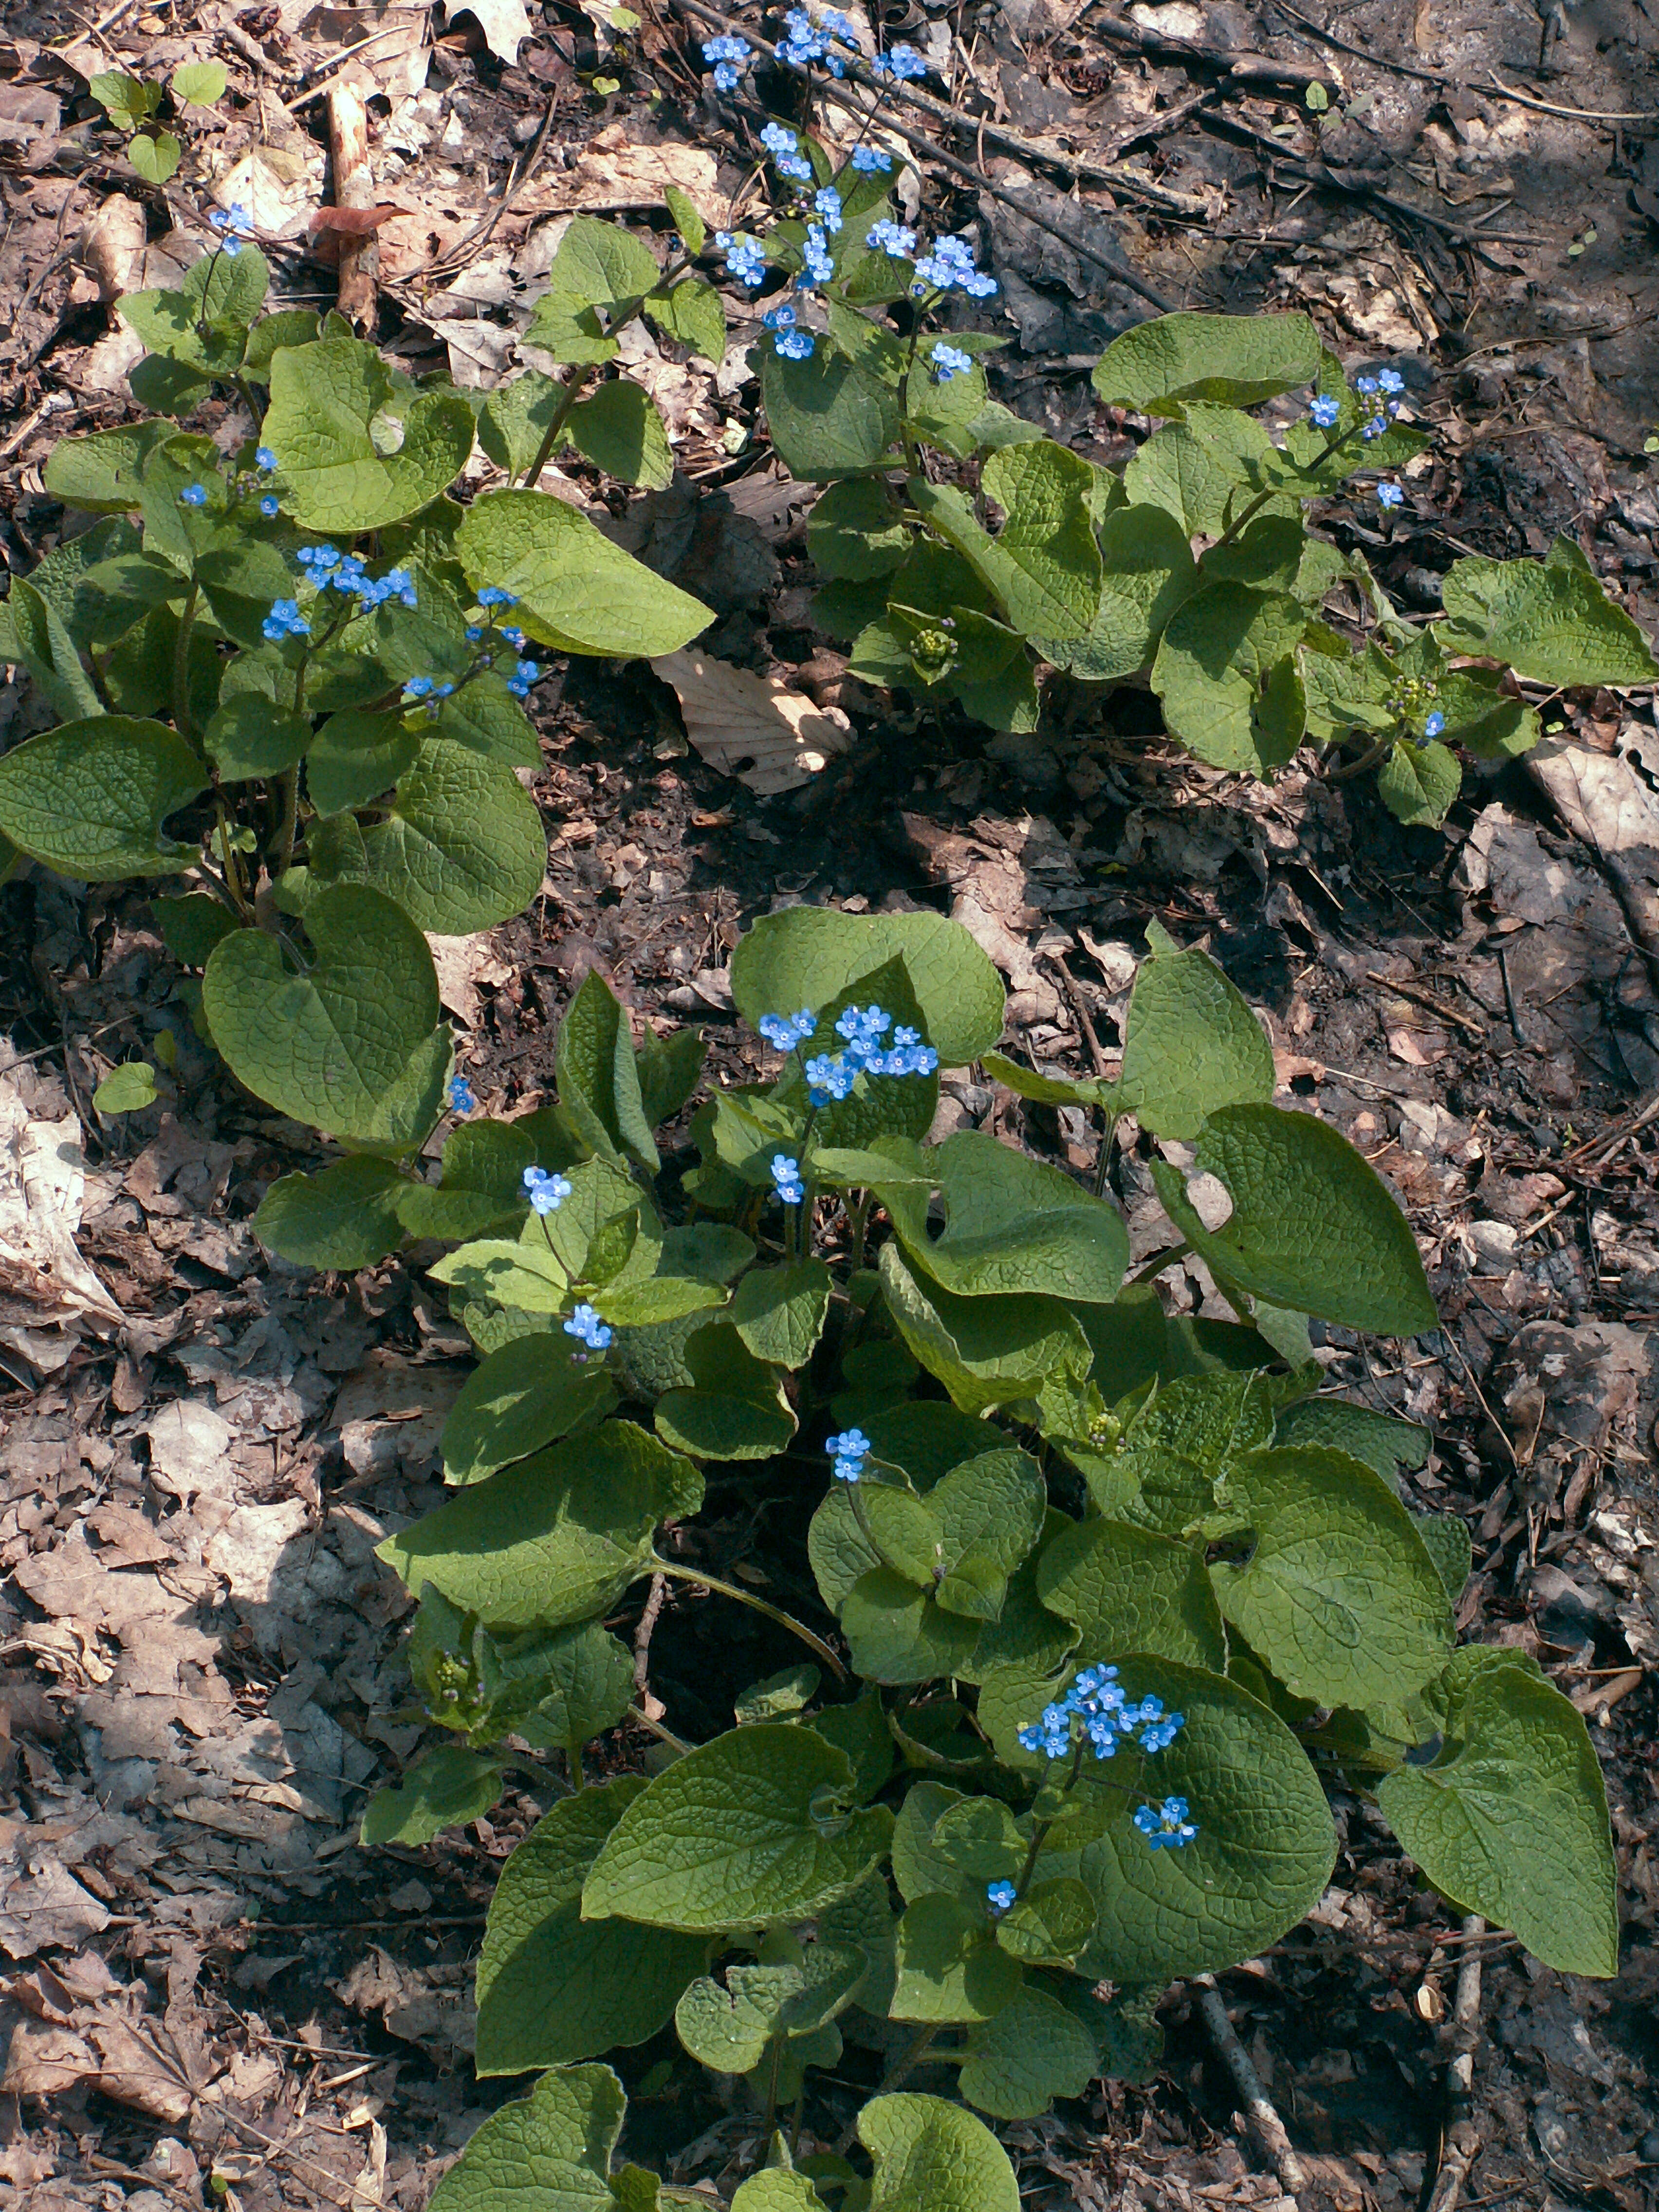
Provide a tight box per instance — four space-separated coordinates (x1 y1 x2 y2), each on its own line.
730 1261 831 1367
882 1131 1128 1304
254 1155 407 1270
202 884 449 1143
42 422 171 513
1115 922 1274 1139
557 970 659 1169
1209 1447 1451 1707
858 2094 1019 2212
359 1746 504 1847
0 718 205 880
582 1725 893 1932
958 1988 1098 2120
442 1333 619 1484
263 338 475 532
1092 311 1323 416
1041 503 1197 681
1151 583 1308 774
1151 1104 1438 1336
1035 1520 1227 1671
654 1326 796 1460
358 740 547 934
730 906 1005 1068
1439 537 1659 688
1379 1648 1618 1977
1123 409 1280 538
1377 737 1461 829
567 382 674 489
456 489 711 658
908 441 1100 642
475 1778 709 2073
1074 1657 1335 1981
376 1420 695 1629
760 347 900 480
879 1243 1092 1417
890 1893 1022 2023
428 2063 626 2212
7 579 103 719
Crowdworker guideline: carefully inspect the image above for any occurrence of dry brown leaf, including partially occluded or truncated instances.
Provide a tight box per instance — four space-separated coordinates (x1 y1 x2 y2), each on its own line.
0 1077 124 1366
427 932 516 1028
453 0 533 64
78 194 147 300
561 126 723 223
652 649 853 796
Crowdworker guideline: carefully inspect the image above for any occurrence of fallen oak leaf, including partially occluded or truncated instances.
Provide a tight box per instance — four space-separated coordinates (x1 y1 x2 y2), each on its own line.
651 648 853 796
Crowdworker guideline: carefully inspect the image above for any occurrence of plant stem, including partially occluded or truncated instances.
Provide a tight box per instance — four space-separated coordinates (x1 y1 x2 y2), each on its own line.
568 1740 585 1789
831 2026 938 2155
1326 731 1396 783
1204 420 1350 557
1126 1240 1190 1289
172 580 200 740
1092 1108 1119 1200
758 2034 784 2149
629 1702 694 1757
517 366 595 490
846 1191 872 1269
270 765 300 876
651 1557 848 1681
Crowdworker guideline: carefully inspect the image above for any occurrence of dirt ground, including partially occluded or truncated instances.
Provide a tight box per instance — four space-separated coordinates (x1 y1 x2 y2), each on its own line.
0 0 1656 2205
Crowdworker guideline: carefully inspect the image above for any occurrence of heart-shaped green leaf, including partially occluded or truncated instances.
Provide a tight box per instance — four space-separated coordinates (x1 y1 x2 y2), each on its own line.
456 490 711 658
0 717 205 879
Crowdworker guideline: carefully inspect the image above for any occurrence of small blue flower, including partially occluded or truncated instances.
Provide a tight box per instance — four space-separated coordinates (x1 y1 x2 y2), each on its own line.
507 659 542 699
718 231 766 287
850 145 893 173
433 681 456 700
178 483 207 507
297 543 342 575
500 625 527 648
1355 374 1379 396
255 446 277 472
774 328 815 360
771 1153 805 1204
1309 394 1341 429
1423 710 1446 737
477 584 518 608
447 1074 476 1114
210 202 254 238
930 341 973 382
1377 367 1405 394
1359 414 1388 441
911 232 996 297
702 32 752 89
986 1880 1016 1915
465 625 483 642
524 1165 573 1215
866 218 916 258
826 1427 870 1483
804 1051 856 1102
870 42 927 78
259 494 280 517
814 186 843 233
761 121 800 155
564 1301 613 1351
1376 481 1404 509
261 597 310 642
799 225 834 286
763 302 798 332
758 1008 816 1051
1134 1796 1198 1849
403 676 435 700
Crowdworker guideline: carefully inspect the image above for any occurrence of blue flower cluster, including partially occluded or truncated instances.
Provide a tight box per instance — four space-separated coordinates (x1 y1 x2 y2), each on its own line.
771 1152 806 1203
446 1074 476 1114
758 1009 817 1051
869 42 927 79
986 1880 1016 1915
850 145 893 173
523 1165 573 1216
865 218 916 258
1134 1795 1198 1849
930 341 973 382
507 658 542 700
911 232 995 298
763 303 814 360
293 544 419 609
208 202 255 255
1356 367 1406 439
715 229 766 287
776 5 860 74
478 585 518 609
1309 393 1341 429
402 676 456 716
802 1003 937 1103
262 598 310 642
761 120 813 183
826 1427 870 1483
1016 1664 1186 1764
798 223 835 288
814 185 843 234
564 1302 613 1352
701 32 753 92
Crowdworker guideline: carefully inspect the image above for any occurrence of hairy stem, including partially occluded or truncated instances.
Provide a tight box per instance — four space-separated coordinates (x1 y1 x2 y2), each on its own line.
832 2026 938 2155
518 365 595 490
651 1557 848 1681
172 580 200 739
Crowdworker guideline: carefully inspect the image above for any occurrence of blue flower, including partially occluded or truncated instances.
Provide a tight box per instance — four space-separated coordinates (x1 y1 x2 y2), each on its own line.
507 659 541 698
564 1302 614 1351
1355 374 1379 396
826 1427 870 1483
850 145 893 172
761 121 800 154
210 202 254 237
501 625 527 648
702 32 752 91
1134 1796 1198 1849
255 446 277 472
866 218 916 258
870 42 927 78
814 186 844 233
261 597 310 642
1376 481 1404 509
803 1051 856 1103
771 1153 806 1204
930 341 973 382
986 1880 1016 1915
1377 367 1405 394
465 625 483 642
1423 710 1445 737
296 543 342 575
774 328 815 359
402 676 435 700
524 1165 573 1214
798 225 835 286
716 231 766 287
763 302 798 332
1360 414 1388 441
912 232 995 296
259 494 280 517
178 483 207 507
328 554 369 594
1309 394 1341 428
447 1074 476 1114
758 1008 816 1051
477 584 518 608
835 1003 891 1054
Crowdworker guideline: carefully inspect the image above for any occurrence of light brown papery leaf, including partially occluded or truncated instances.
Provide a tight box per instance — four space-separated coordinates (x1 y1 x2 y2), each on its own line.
651 649 853 796
311 202 410 237
560 125 723 223
456 0 534 63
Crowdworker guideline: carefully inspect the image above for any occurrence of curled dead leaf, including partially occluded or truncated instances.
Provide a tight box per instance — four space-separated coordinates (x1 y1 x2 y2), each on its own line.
651 648 853 797
310 202 410 236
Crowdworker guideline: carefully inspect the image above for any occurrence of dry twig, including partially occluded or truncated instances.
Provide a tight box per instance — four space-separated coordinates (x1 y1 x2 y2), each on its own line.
1193 1973 1307 2202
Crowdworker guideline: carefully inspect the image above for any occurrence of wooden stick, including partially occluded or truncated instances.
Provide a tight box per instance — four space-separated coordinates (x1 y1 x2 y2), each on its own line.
1426 1915 1485 2212
326 81 378 333
1194 1973 1307 2201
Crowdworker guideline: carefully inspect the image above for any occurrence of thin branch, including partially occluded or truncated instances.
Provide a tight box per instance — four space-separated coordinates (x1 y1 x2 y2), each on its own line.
1194 1974 1307 2201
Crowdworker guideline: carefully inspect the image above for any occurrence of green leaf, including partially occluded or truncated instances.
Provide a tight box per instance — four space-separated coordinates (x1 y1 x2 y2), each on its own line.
1272 1395 1428 1485
567 382 674 489
378 1420 691 1629
428 2062 626 2212
908 441 1100 642
0 717 205 880
90 69 157 124
204 695 313 783
261 338 474 533
93 1062 159 1114
1209 1446 1451 1706
732 2174 830 2212
904 350 989 461
1150 1103 1438 1335
660 186 705 258
519 1619 637 1749
203 885 449 1143
443 1334 619 1483
128 131 181 185
254 1155 408 1269
644 276 726 366
354 740 548 935
1040 503 1196 681
858 2093 1019 2212
1036 1520 1228 1670
958 1988 1098 2120
806 479 910 581
879 1243 1091 1417
557 970 659 1169
359 1746 504 1846
1074 1657 1335 1981
1123 410 1278 538
544 215 662 309
839 1567 982 1686
1416 1512 1472 1603
8 579 103 719
153 893 237 968
1378 737 1461 828
456 489 711 658
1439 536 1659 687
882 1130 1129 1304
1093 310 1323 417
479 368 573 479
1378 1647 1618 1976
731 906 1004 1069
993 1877 1097 1966
655 1325 796 1459
170 60 227 104
43 422 171 514
1116 922 1274 1140
760 347 899 480
306 711 419 815
523 295 620 365
891 1893 1022 2023
582 1725 893 1932
475 1777 709 2073
730 1260 832 1367
1151 583 1308 775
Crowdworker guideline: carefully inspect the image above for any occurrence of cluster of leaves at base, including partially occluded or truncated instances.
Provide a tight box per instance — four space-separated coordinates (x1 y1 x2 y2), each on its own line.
313 904 1616 2209
90 59 228 184
0 208 719 1146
